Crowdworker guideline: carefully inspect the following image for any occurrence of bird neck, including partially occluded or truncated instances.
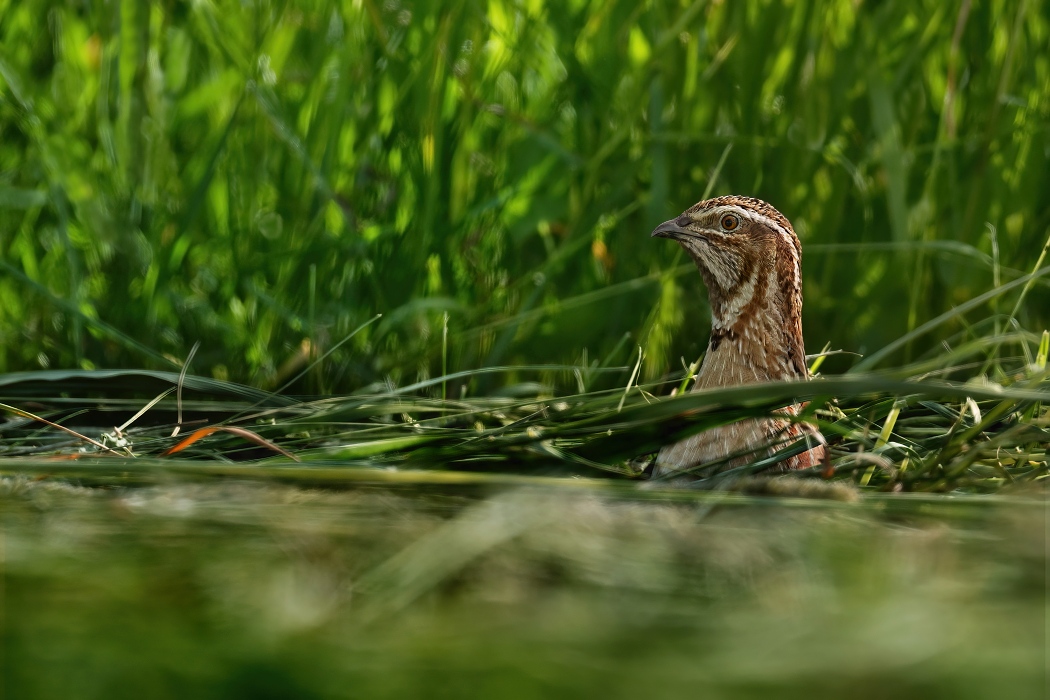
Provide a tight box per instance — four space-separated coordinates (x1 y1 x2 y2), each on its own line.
696 257 807 385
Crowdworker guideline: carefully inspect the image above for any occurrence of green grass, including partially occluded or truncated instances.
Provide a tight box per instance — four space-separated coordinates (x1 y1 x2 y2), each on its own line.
0 327 1046 491
1 2 1049 697
0 0 1048 389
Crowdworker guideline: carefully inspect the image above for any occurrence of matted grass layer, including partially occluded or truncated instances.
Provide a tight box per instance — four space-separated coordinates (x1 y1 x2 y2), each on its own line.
0 334 1047 493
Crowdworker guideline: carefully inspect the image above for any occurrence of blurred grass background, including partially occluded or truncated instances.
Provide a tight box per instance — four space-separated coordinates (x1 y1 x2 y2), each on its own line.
1 0 1047 392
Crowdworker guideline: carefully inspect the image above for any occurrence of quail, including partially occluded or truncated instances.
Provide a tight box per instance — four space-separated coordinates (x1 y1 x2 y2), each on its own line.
651 195 826 477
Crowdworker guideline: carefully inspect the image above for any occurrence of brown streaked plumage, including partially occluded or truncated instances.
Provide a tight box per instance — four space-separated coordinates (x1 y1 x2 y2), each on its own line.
651 195 825 478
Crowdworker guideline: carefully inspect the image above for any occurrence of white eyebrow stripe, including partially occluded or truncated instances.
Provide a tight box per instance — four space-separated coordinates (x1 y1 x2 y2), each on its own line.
707 205 796 247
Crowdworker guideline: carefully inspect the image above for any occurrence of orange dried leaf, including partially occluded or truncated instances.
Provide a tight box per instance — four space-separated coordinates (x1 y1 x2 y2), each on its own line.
162 426 299 461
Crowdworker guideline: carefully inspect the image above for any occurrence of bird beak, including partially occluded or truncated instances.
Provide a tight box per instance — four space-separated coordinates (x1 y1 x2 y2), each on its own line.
650 219 692 240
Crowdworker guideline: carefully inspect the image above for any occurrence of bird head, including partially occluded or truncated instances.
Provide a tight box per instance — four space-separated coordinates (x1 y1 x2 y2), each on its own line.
652 195 807 373
651 195 802 297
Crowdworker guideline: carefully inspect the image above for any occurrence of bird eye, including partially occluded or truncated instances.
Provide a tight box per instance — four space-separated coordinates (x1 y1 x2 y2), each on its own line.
720 214 740 231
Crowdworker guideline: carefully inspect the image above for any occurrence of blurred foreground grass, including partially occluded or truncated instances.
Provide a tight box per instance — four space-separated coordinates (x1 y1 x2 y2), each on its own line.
2 477 1045 699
